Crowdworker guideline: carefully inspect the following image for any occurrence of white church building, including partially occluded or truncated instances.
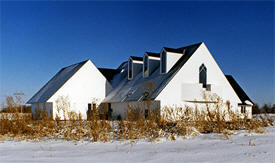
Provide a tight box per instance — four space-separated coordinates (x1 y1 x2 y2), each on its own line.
27 42 253 119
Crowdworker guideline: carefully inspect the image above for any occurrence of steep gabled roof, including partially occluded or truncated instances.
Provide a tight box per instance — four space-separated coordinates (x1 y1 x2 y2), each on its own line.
225 75 253 105
98 68 121 81
27 60 88 104
103 42 202 103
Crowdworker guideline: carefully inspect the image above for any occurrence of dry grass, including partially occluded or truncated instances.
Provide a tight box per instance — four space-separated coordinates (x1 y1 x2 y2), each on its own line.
0 98 274 142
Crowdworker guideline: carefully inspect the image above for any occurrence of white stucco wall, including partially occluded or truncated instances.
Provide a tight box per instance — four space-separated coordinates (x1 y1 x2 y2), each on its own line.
107 101 160 119
238 105 252 119
166 52 183 73
47 60 110 120
156 43 247 118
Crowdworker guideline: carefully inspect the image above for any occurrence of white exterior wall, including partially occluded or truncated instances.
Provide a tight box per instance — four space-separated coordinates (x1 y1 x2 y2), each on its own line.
166 52 182 72
238 105 252 119
109 101 160 119
246 106 252 119
156 43 245 118
47 60 110 120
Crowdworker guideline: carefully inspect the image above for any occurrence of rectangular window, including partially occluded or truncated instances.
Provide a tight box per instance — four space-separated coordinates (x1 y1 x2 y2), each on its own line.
145 109 148 119
88 103 92 111
93 103 96 110
241 106 246 113
108 103 111 110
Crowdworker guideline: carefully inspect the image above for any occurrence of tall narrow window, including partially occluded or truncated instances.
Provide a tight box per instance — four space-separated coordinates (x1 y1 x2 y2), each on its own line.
161 51 166 73
107 103 112 120
241 106 246 113
128 59 133 79
92 103 96 110
87 103 92 120
144 55 148 77
199 64 207 88
88 103 92 111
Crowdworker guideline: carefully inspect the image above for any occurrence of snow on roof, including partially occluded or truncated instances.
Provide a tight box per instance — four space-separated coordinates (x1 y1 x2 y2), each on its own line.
225 75 253 105
103 42 202 103
27 60 88 104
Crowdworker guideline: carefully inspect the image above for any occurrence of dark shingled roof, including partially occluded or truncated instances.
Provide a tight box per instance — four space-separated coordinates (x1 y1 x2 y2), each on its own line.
27 60 88 104
98 68 121 81
146 52 160 58
225 75 253 105
163 47 184 53
103 42 203 103
130 56 143 61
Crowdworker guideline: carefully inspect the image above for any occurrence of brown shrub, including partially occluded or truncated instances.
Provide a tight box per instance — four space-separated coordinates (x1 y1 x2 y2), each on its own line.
0 98 273 142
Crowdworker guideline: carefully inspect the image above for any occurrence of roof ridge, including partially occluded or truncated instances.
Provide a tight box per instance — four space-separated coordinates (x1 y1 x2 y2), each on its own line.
177 42 203 50
225 75 253 104
27 60 88 104
61 59 89 70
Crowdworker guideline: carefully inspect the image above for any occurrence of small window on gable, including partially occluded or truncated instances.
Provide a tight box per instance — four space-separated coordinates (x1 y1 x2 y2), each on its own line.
128 59 133 80
161 51 166 74
241 106 246 113
199 64 207 88
144 55 149 77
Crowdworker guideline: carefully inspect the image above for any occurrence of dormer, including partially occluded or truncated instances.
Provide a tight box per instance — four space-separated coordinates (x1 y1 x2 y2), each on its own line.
128 56 143 80
160 47 184 74
143 52 160 77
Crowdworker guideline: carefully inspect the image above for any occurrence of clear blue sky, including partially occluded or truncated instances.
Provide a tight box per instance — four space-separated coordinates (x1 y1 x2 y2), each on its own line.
0 1 274 106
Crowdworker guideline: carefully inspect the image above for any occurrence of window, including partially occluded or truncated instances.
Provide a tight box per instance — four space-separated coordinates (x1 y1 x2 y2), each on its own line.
199 64 207 88
88 103 92 111
107 103 112 120
144 55 148 77
108 103 111 110
161 51 166 73
92 103 96 110
241 106 246 113
145 109 149 119
87 103 92 120
128 59 133 79
88 103 96 111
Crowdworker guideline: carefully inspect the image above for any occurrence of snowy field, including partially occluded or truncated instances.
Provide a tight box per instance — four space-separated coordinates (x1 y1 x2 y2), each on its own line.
1 126 274 163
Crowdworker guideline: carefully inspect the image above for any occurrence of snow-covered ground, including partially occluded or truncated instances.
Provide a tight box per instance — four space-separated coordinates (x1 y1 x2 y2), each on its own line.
1 127 274 163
